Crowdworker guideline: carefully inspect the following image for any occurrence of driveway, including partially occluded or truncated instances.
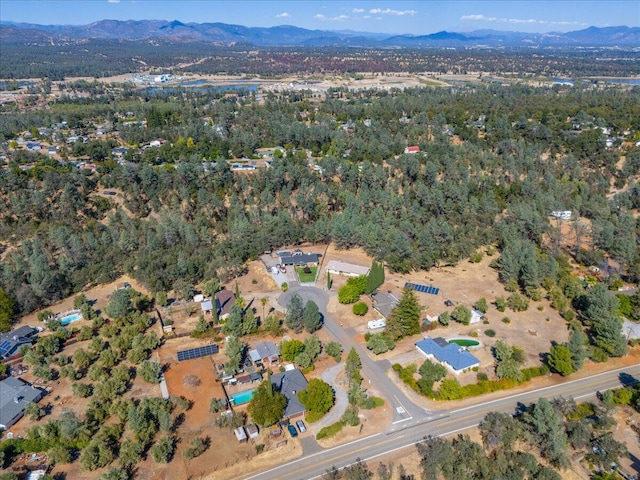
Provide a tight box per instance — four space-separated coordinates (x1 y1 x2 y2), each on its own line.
309 362 349 433
279 286 426 424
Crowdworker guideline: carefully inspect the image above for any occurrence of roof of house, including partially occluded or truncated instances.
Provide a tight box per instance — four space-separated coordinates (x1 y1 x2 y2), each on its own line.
271 369 308 418
371 291 399 319
255 341 280 360
215 289 235 317
406 146 420 153
325 260 370 276
0 377 45 429
416 337 480 372
0 326 39 360
278 253 321 266
200 299 213 312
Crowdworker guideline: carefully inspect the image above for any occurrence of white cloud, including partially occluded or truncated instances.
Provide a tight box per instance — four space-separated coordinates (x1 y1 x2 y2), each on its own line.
107 0 120 3
276 12 291 18
369 8 416 16
352 8 365 13
461 14 587 27
314 13 349 22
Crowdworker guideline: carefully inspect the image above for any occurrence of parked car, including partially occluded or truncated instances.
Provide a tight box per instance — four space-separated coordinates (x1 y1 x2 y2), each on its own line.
296 420 306 433
444 299 454 307
287 424 298 438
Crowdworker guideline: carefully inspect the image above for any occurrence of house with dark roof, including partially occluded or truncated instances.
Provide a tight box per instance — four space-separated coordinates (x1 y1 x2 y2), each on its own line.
0 326 39 360
271 369 308 418
278 252 321 267
200 289 235 320
249 341 280 365
0 377 45 430
416 337 480 375
371 291 400 319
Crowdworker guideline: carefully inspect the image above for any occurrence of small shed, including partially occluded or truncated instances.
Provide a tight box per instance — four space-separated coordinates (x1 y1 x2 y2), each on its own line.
245 424 259 439
234 426 248 443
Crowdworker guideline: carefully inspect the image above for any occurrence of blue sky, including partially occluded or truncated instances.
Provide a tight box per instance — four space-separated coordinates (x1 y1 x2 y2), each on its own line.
1 1 638 34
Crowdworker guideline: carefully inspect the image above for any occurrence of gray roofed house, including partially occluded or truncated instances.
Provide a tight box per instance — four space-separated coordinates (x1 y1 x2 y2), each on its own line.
200 289 236 320
271 369 308 418
0 377 45 430
0 326 39 360
278 253 321 266
371 291 399 319
415 337 480 375
250 341 280 365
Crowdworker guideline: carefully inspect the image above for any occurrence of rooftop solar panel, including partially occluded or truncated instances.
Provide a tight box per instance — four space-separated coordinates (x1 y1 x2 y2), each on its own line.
404 282 440 296
0 340 12 355
177 344 219 362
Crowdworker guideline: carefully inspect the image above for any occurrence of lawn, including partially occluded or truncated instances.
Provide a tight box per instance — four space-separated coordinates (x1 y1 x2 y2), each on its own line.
295 266 318 283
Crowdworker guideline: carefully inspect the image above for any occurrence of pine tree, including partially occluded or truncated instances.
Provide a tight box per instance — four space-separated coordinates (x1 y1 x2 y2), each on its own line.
303 300 321 333
386 288 422 340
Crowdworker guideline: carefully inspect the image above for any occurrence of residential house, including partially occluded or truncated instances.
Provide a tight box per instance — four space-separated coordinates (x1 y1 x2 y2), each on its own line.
249 341 280 365
271 369 308 419
325 260 370 277
404 146 420 154
200 289 235 320
278 252 321 267
0 377 45 430
370 291 399 319
416 337 480 375
0 326 39 360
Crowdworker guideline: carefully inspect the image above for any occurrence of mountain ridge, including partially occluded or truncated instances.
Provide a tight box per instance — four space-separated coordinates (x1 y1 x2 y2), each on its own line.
1 20 639 47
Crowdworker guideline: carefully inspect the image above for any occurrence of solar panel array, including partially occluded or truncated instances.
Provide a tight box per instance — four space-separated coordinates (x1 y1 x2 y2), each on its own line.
0 340 12 356
405 282 440 295
177 344 219 362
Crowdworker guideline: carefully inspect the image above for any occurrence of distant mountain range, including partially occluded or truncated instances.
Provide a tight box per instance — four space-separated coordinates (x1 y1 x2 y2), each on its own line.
1 20 639 47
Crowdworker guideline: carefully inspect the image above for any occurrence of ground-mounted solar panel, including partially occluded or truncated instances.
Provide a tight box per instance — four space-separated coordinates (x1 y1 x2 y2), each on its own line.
404 282 440 296
177 344 219 362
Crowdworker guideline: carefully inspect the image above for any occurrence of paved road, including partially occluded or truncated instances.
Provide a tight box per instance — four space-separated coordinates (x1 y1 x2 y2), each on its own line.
248 363 640 480
279 287 427 424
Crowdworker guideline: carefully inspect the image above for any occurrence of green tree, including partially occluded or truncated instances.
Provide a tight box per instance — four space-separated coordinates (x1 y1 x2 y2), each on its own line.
0 288 16 332
99 467 129 480
139 360 161 383
303 335 322 360
194 314 210 335
386 288 421 340
105 289 133 319
474 298 488 314
118 439 143 468
521 397 569 468
247 379 287 427
345 347 363 386
366 333 391 354
150 436 175 463
281 339 305 361
203 278 220 298
224 336 245 375
223 305 244 337
303 300 322 333
242 308 258 335
567 326 588 370
418 359 447 386
547 344 574 376
479 411 519 451
451 305 472 325
325 341 343 362
352 302 369 316
285 294 305 333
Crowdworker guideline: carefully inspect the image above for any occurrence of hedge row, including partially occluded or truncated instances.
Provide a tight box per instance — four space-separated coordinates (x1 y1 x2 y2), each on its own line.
316 421 345 439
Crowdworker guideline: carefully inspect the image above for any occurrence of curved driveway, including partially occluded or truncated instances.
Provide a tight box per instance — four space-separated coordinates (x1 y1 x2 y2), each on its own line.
279 286 430 425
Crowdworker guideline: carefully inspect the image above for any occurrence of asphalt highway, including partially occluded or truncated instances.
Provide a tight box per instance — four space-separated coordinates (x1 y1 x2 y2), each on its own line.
261 286 640 480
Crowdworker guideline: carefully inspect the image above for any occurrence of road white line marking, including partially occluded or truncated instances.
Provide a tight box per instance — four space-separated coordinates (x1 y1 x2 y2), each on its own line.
391 417 413 425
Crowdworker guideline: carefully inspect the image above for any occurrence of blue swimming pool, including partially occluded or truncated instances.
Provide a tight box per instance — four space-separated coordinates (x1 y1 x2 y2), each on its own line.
231 389 256 405
59 313 82 326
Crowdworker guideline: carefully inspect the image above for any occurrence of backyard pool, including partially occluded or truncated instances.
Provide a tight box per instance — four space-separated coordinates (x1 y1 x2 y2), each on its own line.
230 388 256 405
59 312 83 326
448 338 480 347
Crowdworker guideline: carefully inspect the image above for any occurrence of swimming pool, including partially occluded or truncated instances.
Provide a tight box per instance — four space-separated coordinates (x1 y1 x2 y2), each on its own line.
230 388 256 405
59 312 82 326
448 338 480 347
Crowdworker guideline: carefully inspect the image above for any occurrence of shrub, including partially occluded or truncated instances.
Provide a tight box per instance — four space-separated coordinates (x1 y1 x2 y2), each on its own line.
477 372 488 382
507 293 529 312
352 302 368 316
469 250 483 263
363 396 384 409
590 347 609 363
341 405 360 426
501 317 511 324
474 298 488 314
484 329 496 337
281 282 288 292
495 296 507 312
316 421 345 439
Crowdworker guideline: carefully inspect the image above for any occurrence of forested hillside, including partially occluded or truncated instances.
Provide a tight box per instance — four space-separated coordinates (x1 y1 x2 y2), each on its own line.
1 81 639 324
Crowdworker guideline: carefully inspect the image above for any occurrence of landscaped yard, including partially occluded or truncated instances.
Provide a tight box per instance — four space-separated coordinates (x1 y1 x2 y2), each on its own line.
295 266 318 283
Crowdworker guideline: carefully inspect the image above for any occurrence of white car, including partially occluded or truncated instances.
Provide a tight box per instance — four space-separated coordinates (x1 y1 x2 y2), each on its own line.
296 420 306 433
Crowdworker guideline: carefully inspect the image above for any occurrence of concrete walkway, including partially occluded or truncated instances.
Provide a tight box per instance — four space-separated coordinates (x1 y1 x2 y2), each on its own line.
310 362 349 433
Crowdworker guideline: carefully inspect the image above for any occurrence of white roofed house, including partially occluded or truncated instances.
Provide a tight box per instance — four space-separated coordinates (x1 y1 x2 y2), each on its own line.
325 260 370 277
